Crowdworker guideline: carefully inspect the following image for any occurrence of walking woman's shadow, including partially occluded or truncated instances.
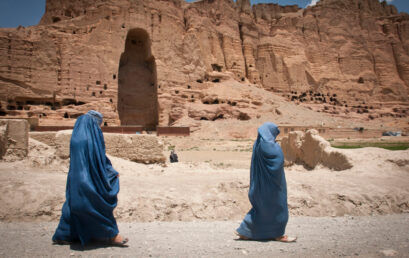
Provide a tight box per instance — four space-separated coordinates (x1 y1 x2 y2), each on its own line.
54 241 128 251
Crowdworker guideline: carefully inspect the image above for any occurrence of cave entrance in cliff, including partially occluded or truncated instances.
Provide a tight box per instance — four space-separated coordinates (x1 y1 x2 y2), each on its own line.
118 28 158 129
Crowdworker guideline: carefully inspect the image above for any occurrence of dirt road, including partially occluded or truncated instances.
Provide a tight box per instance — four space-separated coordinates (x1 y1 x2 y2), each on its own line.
0 214 408 257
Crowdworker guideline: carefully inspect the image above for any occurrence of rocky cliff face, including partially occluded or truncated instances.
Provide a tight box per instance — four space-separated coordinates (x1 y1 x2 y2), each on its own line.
0 0 408 127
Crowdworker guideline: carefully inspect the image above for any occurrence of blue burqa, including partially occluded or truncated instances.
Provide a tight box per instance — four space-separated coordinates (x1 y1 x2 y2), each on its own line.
236 122 288 240
52 111 120 245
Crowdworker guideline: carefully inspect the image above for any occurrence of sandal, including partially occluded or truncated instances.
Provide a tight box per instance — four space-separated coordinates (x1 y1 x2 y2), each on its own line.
274 235 297 243
109 236 129 247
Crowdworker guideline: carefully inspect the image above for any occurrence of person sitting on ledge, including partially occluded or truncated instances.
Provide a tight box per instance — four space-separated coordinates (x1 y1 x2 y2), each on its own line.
52 110 128 247
236 122 296 243
170 150 179 163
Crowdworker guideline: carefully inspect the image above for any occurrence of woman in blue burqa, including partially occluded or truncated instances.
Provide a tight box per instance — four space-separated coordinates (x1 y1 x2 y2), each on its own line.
52 110 128 246
236 122 296 242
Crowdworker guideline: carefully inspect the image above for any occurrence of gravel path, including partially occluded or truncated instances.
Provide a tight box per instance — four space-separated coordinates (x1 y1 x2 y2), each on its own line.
0 214 408 257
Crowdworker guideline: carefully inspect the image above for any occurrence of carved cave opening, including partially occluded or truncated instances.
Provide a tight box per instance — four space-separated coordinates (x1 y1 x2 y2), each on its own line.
118 28 158 128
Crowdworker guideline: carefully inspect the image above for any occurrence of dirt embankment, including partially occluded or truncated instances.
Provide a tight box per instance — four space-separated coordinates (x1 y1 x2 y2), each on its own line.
0 135 408 222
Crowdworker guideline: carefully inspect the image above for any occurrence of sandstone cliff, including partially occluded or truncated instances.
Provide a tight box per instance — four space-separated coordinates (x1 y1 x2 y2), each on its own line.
0 0 408 127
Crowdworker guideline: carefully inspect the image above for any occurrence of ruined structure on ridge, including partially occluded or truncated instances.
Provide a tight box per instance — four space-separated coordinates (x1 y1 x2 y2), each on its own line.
0 0 408 127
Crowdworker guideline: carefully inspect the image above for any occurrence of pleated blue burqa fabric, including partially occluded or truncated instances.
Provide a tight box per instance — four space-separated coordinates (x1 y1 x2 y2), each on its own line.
236 122 288 240
52 110 120 245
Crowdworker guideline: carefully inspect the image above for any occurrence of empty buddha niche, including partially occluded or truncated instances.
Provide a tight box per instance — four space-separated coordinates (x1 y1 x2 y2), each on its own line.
118 28 158 129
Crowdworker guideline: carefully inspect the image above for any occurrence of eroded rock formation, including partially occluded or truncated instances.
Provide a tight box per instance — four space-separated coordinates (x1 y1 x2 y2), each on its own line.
281 129 353 170
0 0 408 126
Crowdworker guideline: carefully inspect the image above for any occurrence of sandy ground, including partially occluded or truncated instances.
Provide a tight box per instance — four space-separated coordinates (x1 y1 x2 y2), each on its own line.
0 215 408 257
0 136 408 222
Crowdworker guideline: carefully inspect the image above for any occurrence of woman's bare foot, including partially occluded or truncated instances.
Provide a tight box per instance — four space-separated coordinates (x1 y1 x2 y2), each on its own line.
274 235 297 242
110 234 129 246
235 231 250 240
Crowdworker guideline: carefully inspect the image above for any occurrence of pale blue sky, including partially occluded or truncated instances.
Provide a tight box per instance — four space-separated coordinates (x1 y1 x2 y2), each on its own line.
0 0 408 28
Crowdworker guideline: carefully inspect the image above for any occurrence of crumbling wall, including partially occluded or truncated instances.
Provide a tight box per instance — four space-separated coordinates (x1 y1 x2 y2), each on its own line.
27 132 57 148
30 131 166 164
0 119 29 160
281 129 352 171
105 134 165 164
